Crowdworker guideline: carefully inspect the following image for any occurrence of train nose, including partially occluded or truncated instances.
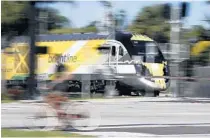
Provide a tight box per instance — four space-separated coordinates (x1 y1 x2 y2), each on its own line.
139 77 167 91
115 75 167 91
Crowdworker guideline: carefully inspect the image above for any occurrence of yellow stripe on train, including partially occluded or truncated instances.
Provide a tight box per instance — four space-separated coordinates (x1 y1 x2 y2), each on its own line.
48 40 106 80
131 34 153 41
143 63 166 89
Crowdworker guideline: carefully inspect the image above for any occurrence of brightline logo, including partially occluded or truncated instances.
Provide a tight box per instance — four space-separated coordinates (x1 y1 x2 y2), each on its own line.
48 54 77 63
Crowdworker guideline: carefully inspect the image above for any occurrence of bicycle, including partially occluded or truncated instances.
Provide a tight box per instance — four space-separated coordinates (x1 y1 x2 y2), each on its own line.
24 85 101 131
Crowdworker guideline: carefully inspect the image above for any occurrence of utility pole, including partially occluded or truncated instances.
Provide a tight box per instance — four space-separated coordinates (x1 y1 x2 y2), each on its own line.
170 4 181 97
27 1 37 99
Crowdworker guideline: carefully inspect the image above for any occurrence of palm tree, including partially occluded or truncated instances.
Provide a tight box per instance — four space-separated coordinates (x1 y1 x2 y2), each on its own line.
115 9 127 30
99 1 114 33
99 1 112 8
37 1 77 29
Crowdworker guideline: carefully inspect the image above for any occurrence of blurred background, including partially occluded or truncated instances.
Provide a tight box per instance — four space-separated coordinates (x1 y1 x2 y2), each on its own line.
1 1 210 101
2 1 210 137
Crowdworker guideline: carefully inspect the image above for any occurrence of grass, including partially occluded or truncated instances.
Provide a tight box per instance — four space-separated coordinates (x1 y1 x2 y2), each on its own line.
1 92 17 103
1 129 94 137
1 99 17 103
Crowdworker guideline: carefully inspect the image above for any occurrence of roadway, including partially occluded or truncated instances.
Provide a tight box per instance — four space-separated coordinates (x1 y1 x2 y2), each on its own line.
2 97 210 137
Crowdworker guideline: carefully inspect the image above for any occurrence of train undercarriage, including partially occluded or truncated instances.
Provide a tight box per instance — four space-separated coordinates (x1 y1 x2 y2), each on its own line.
6 79 160 98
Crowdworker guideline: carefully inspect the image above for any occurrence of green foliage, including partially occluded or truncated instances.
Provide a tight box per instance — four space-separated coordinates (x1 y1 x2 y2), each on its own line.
37 7 69 30
128 4 170 42
49 20 98 34
2 1 69 37
183 25 206 40
49 26 98 34
2 1 29 36
1 1 28 24
128 4 208 43
1 92 11 100
128 5 170 42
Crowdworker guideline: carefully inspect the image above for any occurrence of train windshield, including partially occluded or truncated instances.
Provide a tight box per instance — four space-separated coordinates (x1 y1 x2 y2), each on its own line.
131 40 165 63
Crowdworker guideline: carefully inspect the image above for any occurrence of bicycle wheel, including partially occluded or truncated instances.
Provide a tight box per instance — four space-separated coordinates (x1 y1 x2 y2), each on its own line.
23 104 59 131
63 101 101 131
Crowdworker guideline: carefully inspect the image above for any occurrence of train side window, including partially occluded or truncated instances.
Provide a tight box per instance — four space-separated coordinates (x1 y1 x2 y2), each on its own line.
36 46 48 54
111 46 116 56
119 46 124 56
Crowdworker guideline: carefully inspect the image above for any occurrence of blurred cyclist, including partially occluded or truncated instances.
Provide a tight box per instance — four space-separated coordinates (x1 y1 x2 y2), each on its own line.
45 55 72 116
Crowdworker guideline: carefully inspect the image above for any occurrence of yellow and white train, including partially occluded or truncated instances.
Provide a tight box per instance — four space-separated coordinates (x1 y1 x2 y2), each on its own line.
2 32 170 96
